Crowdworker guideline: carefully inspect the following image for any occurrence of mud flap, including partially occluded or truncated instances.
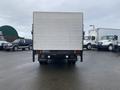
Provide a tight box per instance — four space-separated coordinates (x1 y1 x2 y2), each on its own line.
33 50 35 62
80 51 83 62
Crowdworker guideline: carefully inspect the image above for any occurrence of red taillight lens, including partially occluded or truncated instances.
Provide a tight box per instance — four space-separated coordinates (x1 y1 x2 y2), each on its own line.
36 50 43 54
74 50 81 55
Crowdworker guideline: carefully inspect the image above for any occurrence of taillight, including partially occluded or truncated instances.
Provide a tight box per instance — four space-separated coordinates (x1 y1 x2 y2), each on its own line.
36 50 43 54
74 50 81 55
39 50 42 54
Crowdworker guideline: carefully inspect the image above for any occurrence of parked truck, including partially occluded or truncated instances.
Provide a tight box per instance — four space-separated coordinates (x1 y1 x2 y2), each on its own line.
84 28 120 51
3 38 32 51
32 12 83 65
84 35 96 50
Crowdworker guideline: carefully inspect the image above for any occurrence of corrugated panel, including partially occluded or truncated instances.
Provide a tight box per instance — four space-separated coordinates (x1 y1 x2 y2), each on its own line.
33 12 83 50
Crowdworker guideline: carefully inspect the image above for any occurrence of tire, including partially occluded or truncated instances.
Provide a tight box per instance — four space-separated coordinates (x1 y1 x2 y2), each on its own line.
68 60 76 65
39 60 48 65
22 48 25 51
97 47 101 51
86 44 92 50
108 45 113 51
38 57 48 65
13 46 18 51
29 45 32 50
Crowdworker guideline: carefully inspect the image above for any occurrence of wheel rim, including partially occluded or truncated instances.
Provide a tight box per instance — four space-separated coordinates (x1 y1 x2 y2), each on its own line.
108 46 113 51
14 47 17 51
30 46 32 50
87 45 91 49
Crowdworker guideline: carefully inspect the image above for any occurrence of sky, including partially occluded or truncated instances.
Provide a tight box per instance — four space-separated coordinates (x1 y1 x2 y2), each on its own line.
0 0 120 38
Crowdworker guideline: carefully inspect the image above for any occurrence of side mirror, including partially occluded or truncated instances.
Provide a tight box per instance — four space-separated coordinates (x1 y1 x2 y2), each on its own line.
91 36 95 40
31 31 33 35
114 35 118 40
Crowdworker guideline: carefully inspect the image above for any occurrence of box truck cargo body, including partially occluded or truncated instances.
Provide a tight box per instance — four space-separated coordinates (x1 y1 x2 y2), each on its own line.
84 28 120 51
32 12 83 64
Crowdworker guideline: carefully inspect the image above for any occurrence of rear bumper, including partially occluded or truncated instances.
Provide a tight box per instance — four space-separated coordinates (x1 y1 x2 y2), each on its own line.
34 50 82 55
33 50 83 62
45 54 77 59
3 46 13 50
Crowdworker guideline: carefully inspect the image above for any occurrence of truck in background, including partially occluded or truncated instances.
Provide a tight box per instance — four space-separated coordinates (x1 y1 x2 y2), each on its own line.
3 38 32 51
84 28 120 51
97 28 120 51
84 35 96 50
84 30 96 50
32 12 83 65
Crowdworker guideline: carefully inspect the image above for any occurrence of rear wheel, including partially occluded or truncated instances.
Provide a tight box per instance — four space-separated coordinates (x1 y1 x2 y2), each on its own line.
22 48 25 51
38 54 48 65
39 60 48 65
68 60 76 65
67 56 77 65
68 61 76 64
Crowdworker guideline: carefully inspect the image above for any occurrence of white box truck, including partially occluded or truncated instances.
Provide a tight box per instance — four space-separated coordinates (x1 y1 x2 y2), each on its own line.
84 28 120 51
84 30 96 50
32 12 83 64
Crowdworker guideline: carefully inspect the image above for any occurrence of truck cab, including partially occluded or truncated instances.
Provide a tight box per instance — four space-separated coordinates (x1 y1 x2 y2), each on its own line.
84 36 96 50
97 35 118 51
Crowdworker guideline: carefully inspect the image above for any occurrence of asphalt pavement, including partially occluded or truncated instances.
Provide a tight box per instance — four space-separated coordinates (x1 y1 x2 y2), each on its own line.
0 50 120 90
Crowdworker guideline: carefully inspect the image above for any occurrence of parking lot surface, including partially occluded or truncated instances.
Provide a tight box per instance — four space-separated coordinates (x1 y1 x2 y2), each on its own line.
0 50 120 90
